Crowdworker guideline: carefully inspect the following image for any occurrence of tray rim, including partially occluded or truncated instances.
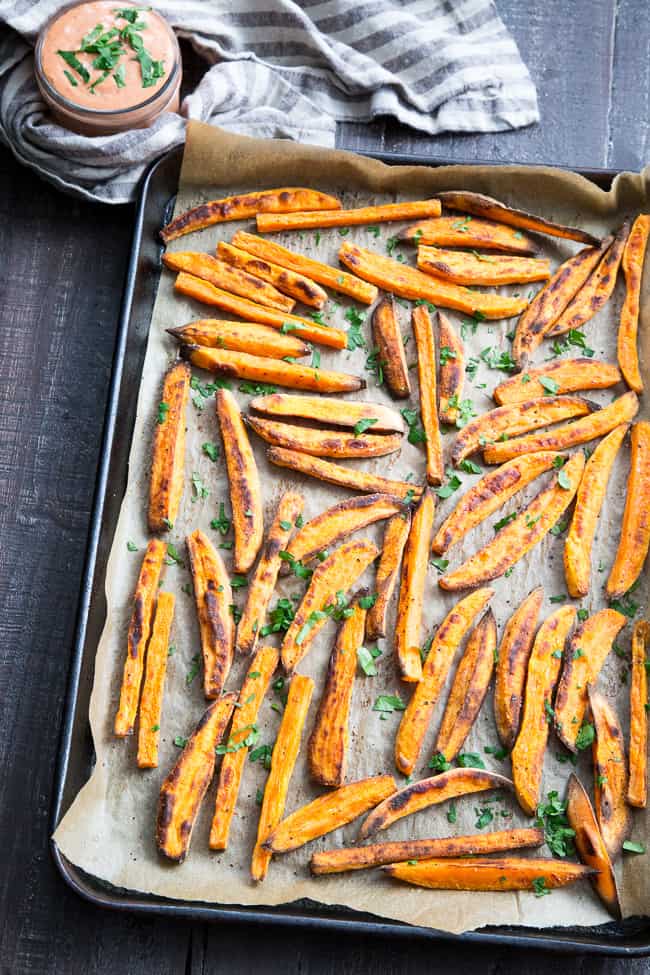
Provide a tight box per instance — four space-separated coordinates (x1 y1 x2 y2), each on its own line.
50 142 650 956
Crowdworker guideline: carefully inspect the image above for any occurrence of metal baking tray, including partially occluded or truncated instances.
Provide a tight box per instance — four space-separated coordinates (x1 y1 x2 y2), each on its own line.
50 144 650 955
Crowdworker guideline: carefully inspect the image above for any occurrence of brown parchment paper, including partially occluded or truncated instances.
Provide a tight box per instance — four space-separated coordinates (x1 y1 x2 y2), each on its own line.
54 121 650 934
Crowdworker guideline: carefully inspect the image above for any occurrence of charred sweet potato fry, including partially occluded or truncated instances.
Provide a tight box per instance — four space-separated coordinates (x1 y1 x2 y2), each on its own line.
148 362 191 534
232 230 378 304
187 530 234 698
256 199 442 233
308 597 367 787
432 451 560 555
437 191 601 245
384 857 594 892
564 424 628 598
167 319 310 359
285 494 401 566
251 674 314 882
494 587 544 750
451 396 593 466
395 489 436 682
589 686 631 857
493 358 622 405
209 645 279 850
435 610 497 762
266 446 421 500
394 588 494 775
217 241 328 309
554 609 626 752
566 772 621 918
437 312 465 425
174 271 347 349
114 539 167 737
339 242 529 320
628 620 649 808
371 296 411 398
216 389 264 574
483 391 639 465
280 539 379 673
366 512 411 640
163 251 295 312
359 768 512 840
417 246 550 286
439 452 585 591
510 606 576 815
245 415 402 459
618 214 650 392
412 304 444 485
155 693 236 862
237 490 304 657
310 827 544 875
160 187 341 242
137 591 175 768
607 420 650 598
398 216 537 254
264 775 396 854
250 392 404 434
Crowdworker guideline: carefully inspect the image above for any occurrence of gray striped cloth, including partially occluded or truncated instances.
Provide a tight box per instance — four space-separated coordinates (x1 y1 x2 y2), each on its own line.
0 0 539 204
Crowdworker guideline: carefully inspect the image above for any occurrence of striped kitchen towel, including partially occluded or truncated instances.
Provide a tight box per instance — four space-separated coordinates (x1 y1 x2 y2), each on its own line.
0 0 539 204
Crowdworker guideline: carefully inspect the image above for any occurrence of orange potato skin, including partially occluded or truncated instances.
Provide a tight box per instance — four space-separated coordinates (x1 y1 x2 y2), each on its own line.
167 319 310 359
398 216 537 254
437 312 465 425
493 587 544 750
163 251 295 312
412 305 443 485
566 772 621 918
285 494 402 566
186 530 234 699
628 620 650 808
217 388 264 574
371 296 411 399
366 512 411 640
216 240 328 309
607 420 650 598
137 591 175 768
493 358 622 405
250 393 404 434
147 361 191 534
245 415 402 460
589 686 631 858
394 489 435 682
418 246 550 285
256 199 442 232
618 214 650 392
384 857 594 892
266 446 421 500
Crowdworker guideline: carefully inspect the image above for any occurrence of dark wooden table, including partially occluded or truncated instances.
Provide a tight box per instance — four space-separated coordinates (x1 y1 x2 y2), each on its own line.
2 2 650 971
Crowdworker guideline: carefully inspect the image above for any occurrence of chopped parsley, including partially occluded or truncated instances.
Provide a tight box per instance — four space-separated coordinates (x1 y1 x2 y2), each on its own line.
372 693 406 714
457 753 485 769
157 401 170 424
353 417 379 436
358 644 382 676
211 503 231 535
535 790 575 857
400 408 427 445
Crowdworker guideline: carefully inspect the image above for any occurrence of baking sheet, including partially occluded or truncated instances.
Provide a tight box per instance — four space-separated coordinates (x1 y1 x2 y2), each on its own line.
54 122 650 934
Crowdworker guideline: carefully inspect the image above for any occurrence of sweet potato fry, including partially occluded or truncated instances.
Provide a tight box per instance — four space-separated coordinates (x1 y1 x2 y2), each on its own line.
155 693 237 862
137 591 175 769
232 230 378 304
167 319 310 359
395 489 436 682
217 241 328 309
310 828 544 875
209 645 279 850
628 620 649 808
251 674 314 882
160 187 341 242
280 539 379 673
483 391 639 465
265 775 396 853
412 304 443 485
245 415 402 459
451 396 593 466
338 242 529 320
383 857 594 892
163 251 295 312
285 494 401 566
566 772 621 918
437 191 601 245
510 605 576 815
618 214 650 392
553 609 626 752
589 686 631 857
437 312 465 425
432 451 561 555
564 423 628 598
439 453 585 591
250 392 404 434
237 490 304 657
187 530 234 698
114 539 167 737
394 588 494 775
359 768 512 840
494 587 544 750
398 216 537 254
417 246 550 286
256 199 442 233
435 610 497 762
607 420 650 598
366 512 411 640
308 596 367 786
371 296 411 399
493 358 622 405
266 446 421 500
216 389 264 574
147 362 191 534
174 271 347 349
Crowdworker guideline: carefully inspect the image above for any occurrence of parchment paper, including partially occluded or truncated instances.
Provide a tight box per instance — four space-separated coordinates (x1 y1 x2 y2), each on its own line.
54 121 650 933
